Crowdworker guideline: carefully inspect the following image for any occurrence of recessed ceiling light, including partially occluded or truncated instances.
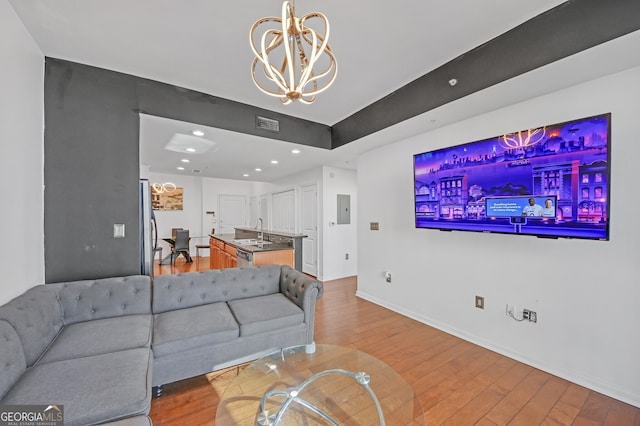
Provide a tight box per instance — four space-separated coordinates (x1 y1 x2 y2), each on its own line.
255 168 262 172
176 166 185 171
181 159 190 163
291 149 301 154
192 130 204 137
186 147 196 153
270 160 279 164
243 173 249 177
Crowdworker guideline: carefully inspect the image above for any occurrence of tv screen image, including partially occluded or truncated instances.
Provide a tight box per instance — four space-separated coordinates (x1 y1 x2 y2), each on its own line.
413 113 611 240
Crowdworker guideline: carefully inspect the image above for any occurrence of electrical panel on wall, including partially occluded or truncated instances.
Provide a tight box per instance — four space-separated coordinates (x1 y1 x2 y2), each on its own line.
337 194 350 224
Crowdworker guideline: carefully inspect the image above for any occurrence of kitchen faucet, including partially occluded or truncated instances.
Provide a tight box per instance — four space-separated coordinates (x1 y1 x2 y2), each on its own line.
256 217 264 241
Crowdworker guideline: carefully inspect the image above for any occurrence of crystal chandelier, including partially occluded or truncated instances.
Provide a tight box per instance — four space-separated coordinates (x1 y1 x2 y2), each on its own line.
249 1 337 104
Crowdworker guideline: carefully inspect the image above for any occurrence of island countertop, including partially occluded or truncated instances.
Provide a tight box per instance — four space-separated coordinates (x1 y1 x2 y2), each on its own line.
209 234 293 253
233 227 308 239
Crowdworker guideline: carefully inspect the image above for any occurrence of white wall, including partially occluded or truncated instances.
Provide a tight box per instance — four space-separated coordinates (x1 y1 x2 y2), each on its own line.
357 65 640 406
322 166 358 281
0 2 44 304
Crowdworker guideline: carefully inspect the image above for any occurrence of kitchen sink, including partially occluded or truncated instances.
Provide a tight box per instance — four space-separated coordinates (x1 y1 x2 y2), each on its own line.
233 239 272 246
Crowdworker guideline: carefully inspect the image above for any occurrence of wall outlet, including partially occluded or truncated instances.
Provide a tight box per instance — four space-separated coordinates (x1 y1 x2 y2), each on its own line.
345 253 349 260
384 271 392 283
523 309 538 323
475 296 484 309
370 222 380 231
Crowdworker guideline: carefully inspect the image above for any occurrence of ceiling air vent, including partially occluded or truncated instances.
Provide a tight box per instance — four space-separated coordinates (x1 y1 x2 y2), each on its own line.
256 116 280 132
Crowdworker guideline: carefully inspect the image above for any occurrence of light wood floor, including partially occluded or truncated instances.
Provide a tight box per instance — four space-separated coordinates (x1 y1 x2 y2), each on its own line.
150 258 640 425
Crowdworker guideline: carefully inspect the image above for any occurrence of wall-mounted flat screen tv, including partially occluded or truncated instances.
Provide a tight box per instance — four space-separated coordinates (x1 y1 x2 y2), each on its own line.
413 113 611 240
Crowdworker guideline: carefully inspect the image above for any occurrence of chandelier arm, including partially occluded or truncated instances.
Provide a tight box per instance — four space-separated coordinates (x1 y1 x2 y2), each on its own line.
249 17 280 58
296 29 319 89
251 59 284 98
300 50 337 95
252 52 289 99
300 13 330 61
296 18 334 94
251 20 293 97
299 12 330 47
281 1 297 92
260 30 289 93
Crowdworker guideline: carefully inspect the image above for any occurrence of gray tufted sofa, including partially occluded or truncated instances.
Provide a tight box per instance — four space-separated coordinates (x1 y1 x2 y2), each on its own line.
151 264 323 389
0 276 153 426
0 264 322 425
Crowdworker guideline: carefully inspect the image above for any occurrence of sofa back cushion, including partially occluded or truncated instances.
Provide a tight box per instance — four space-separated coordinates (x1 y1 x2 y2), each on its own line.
0 285 63 366
152 265 281 314
0 320 27 400
51 276 152 325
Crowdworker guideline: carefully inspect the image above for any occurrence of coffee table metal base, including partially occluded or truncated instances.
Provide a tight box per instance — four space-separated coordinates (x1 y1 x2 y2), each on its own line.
257 369 385 426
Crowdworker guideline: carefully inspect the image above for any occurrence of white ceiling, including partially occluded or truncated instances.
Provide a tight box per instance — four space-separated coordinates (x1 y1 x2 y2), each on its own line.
13 0 638 182
139 114 359 181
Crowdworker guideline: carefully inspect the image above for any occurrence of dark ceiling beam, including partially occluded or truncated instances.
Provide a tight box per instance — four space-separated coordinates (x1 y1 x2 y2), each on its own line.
136 77 332 150
331 0 640 148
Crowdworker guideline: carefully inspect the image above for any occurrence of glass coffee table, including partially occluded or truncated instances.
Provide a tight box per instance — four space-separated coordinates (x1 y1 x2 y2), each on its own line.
215 344 425 425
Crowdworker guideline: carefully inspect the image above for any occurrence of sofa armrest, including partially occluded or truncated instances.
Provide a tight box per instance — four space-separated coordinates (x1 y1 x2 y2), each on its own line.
279 266 323 344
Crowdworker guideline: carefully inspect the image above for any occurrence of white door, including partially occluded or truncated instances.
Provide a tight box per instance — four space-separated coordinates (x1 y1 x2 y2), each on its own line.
218 194 247 234
272 190 295 233
301 184 318 276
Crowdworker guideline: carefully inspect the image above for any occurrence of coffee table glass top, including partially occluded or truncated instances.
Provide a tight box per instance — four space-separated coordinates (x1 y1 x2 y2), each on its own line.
216 344 425 425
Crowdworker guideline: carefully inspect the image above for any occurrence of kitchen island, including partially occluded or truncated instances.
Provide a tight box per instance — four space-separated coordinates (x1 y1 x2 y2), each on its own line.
234 227 307 272
209 234 294 270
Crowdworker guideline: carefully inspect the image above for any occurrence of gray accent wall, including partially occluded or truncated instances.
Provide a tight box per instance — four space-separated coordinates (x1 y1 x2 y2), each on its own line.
45 61 139 283
44 59 331 283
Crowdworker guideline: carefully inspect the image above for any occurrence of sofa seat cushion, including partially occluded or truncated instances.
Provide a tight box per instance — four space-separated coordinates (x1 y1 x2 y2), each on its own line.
1 348 152 426
227 294 304 337
153 302 239 358
38 315 152 365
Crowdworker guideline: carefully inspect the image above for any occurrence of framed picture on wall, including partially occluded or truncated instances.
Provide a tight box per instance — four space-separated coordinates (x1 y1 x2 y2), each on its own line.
151 183 184 211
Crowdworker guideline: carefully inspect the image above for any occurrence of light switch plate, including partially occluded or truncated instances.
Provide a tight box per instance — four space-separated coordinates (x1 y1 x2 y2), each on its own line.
114 224 125 238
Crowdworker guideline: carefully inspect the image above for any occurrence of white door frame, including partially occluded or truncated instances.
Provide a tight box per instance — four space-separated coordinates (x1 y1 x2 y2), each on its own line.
301 183 319 276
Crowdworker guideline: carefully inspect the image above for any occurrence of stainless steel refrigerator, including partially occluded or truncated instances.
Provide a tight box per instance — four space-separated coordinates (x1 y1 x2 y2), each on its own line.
140 179 157 277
